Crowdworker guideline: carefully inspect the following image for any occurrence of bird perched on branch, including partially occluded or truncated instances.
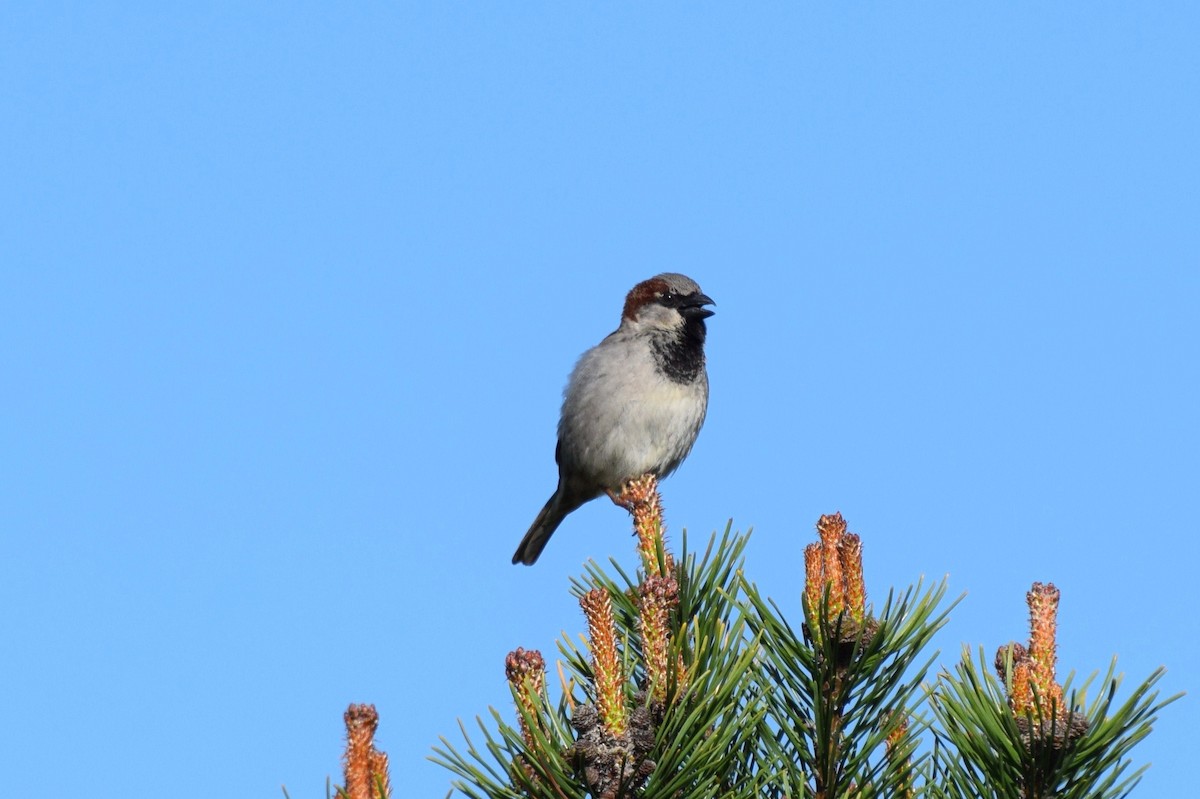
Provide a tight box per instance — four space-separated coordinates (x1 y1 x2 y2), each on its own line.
513 273 714 565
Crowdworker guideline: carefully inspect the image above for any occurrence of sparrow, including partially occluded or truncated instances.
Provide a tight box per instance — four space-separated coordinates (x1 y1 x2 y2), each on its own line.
512 273 714 565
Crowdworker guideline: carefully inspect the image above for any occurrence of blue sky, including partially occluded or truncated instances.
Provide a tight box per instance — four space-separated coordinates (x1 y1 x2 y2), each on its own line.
2 4 1196 797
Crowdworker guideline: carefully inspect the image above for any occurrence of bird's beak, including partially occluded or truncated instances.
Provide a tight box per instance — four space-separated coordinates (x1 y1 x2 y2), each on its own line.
682 293 715 319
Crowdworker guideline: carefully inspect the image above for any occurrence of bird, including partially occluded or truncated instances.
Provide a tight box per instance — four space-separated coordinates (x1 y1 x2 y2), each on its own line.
512 273 714 565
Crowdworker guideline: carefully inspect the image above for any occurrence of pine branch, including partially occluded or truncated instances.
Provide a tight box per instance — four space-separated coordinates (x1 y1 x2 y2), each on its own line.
741 514 955 799
927 581 1183 799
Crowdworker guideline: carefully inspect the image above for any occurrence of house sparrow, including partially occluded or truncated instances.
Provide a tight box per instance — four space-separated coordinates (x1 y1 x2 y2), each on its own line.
512 273 714 565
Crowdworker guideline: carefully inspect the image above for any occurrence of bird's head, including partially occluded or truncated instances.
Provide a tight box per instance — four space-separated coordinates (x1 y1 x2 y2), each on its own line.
620 273 715 335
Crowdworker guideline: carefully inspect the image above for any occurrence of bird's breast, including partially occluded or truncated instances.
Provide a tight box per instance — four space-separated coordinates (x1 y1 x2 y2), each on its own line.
558 337 708 488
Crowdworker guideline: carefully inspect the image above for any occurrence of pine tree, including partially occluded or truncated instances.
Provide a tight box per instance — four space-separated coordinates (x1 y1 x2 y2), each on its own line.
423 479 1177 799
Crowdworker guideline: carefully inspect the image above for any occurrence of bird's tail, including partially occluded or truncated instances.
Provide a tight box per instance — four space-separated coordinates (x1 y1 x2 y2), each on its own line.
512 487 580 565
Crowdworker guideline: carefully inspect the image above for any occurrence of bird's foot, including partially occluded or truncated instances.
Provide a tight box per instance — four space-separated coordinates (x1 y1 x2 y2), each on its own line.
608 475 672 574
608 474 659 511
